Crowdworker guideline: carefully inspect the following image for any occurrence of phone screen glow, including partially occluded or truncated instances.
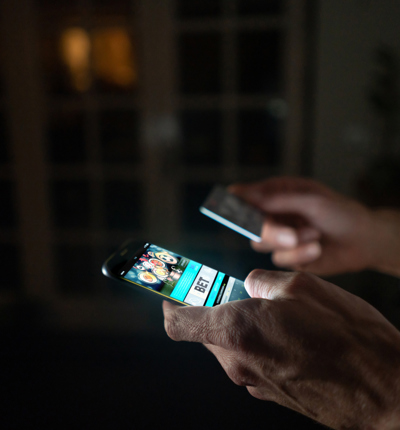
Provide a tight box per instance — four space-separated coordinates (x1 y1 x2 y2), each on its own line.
120 243 250 306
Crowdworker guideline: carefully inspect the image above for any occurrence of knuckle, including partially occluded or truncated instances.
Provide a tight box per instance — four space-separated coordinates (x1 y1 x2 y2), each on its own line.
221 304 262 353
221 307 249 350
285 271 314 295
226 363 255 387
247 386 263 400
291 271 310 285
247 386 275 402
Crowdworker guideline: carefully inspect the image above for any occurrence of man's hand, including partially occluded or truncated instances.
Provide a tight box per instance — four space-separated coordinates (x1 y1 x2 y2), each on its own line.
229 177 400 277
163 270 400 430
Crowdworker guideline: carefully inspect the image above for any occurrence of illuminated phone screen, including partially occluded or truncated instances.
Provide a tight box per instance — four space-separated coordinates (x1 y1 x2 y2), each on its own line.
119 243 250 306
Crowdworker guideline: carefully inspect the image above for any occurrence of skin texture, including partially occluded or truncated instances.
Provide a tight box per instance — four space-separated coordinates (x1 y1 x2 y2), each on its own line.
163 177 400 428
229 177 400 277
163 270 400 430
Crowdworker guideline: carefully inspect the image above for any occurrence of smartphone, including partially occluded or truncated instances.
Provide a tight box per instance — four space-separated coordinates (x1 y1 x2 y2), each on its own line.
199 185 263 242
102 240 250 306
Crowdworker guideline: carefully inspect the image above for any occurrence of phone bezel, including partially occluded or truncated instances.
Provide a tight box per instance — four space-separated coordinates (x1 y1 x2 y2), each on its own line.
199 185 263 242
102 239 189 306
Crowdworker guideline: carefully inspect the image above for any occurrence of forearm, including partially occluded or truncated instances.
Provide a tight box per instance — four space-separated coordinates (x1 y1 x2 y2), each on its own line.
370 209 400 277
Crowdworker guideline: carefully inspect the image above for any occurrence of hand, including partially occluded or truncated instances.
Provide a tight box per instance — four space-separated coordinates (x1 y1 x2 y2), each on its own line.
229 177 400 276
163 270 400 430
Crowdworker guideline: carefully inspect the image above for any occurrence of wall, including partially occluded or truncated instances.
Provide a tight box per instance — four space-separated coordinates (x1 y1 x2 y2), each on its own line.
313 0 400 195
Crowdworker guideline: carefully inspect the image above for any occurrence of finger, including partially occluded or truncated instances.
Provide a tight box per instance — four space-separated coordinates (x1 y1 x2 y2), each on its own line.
162 300 181 312
297 226 321 243
204 343 258 387
163 301 238 348
272 241 321 268
203 343 238 374
247 386 266 400
260 219 298 248
251 223 321 254
163 302 209 342
250 239 274 253
229 177 334 203
228 183 266 207
247 386 307 416
244 269 300 300
259 194 328 225
229 181 331 226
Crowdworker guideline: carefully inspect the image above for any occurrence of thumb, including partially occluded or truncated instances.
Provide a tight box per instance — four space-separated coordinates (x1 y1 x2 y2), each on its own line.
244 269 294 300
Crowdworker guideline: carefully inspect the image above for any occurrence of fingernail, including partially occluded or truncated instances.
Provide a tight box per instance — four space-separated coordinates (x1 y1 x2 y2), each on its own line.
277 232 297 247
305 242 321 258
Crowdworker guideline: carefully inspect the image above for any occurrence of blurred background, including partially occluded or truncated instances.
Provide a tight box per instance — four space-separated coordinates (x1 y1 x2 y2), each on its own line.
0 0 400 428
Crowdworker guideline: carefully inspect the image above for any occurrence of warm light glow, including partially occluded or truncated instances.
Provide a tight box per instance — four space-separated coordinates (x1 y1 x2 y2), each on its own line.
60 27 91 92
59 26 137 92
92 27 137 88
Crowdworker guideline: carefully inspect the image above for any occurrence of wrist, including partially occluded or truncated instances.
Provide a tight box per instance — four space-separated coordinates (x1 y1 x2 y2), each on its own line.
368 209 400 277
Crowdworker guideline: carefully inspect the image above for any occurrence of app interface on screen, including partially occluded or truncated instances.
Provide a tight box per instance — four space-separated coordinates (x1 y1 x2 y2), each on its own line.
120 243 250 306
